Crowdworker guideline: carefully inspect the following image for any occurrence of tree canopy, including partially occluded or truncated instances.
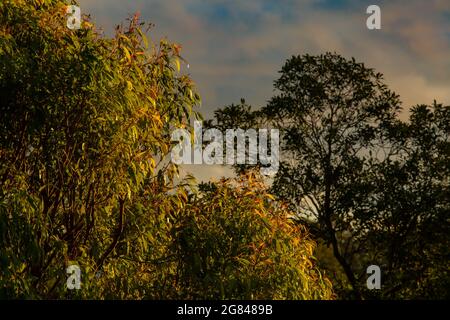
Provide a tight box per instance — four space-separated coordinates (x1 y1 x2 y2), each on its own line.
211 54 450 299
0 0 333 299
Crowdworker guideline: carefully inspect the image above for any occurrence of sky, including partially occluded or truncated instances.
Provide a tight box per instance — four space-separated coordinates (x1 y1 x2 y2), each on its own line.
77 0 450 181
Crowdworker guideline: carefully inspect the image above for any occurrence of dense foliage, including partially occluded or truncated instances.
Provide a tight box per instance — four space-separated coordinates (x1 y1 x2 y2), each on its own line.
0 0 333 299
176 175 333 299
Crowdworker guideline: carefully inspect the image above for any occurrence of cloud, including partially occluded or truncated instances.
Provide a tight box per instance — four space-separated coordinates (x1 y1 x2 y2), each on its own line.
78 0 450 110
77 0 450 179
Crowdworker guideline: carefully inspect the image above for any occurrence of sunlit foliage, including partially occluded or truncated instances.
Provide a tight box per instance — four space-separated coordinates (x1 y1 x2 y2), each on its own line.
0 0 333 299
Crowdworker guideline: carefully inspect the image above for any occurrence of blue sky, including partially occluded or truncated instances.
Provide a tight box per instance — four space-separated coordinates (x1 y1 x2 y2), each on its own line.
77 0 450 180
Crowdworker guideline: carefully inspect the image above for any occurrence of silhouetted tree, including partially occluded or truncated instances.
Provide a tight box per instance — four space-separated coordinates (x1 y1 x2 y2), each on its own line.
211 53 449 299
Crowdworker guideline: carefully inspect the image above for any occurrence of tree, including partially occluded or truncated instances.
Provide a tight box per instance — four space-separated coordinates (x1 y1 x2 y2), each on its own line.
364 102 450 299
212 53 450 299
212 53 402 298
0 1 333 300
171 174 334 299
0 0 200 298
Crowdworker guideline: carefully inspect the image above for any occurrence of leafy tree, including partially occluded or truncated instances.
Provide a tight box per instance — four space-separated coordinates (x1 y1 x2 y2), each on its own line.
0 0 199 298
363 102 450 299
172 174 334 299
212 53 450 299
0 1 333 300
210 53 450 299
212 53 401 298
